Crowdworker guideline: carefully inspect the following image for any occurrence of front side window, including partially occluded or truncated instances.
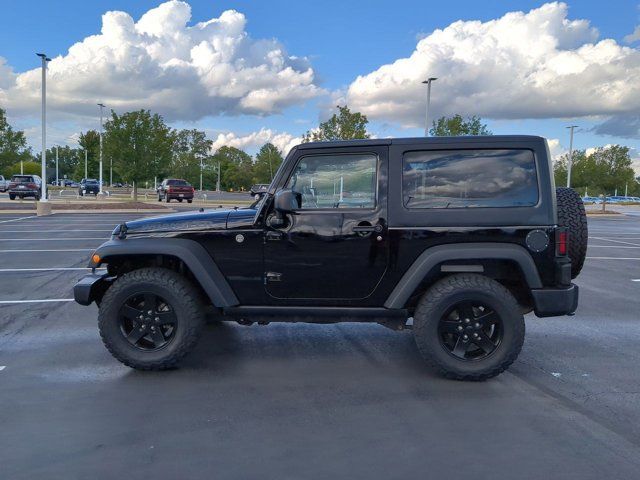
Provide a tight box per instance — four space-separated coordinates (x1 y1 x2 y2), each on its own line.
403 149 538 209
287 153 377 209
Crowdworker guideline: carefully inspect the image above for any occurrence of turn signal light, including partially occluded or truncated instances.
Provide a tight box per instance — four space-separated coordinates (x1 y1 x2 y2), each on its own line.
91 253 101 264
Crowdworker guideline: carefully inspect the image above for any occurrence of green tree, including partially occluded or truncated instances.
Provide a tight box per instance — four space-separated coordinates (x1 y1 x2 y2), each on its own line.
208 146 254 191
302 105 370 142
430 115 492 136
0 107 32 176
171 129 212 188
103 110 174 201
554 145 637 196
6 160 40 176
254 142 283 183
75 130 101 180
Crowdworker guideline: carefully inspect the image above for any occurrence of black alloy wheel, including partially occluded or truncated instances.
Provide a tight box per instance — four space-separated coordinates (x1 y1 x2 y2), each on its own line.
438 301 502 361
118 292 177 351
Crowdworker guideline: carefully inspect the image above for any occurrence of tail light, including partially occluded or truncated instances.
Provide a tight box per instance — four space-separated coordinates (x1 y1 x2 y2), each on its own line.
556 228 568 256
8 182 16 189
27 183 37 189
167 187 173 193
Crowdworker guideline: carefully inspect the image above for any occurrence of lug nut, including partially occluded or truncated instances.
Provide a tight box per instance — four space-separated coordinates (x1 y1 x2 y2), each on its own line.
464 318 470 324
457 326 464 332
475 322 480 328
473 333 478 338
463 334 468 340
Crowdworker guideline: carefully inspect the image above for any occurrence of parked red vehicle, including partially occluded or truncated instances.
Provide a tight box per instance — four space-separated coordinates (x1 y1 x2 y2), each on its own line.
157 179 194 203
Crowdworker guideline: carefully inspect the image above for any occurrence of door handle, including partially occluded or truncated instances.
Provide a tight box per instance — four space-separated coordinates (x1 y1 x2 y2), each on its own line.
266 230 283 240
353 224 383 233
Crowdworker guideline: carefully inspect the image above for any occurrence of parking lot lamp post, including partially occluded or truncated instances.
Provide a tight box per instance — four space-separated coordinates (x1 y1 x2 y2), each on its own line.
84 149 88 179
200 158 203 192
566 125 578 188
98 103 106 194
422 77 437 137
36 53 51 201
216 161 220 192
55 146 59 186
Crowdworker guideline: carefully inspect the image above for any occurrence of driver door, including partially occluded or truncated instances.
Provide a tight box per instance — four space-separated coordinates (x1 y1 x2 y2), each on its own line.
264 146 389 303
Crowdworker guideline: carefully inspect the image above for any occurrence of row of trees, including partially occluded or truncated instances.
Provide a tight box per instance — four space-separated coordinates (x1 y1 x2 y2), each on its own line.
0 107 285 199
2 105 637 197
553 145 640 196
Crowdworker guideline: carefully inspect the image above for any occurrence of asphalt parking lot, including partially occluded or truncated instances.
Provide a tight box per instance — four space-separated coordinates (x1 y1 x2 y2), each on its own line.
1 211 639 479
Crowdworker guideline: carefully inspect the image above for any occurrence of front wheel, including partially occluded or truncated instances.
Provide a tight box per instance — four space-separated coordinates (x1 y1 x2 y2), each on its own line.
9 193 15 200
98 268 205 370
413 274 525 381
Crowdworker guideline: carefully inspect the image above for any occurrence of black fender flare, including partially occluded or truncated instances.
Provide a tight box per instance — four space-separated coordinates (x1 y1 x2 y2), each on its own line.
90 238 239 307
384 243 542 309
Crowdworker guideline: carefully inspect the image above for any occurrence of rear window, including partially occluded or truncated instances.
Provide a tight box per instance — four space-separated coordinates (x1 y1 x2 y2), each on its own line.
11 176 34 183
402 149 538 209
167 180 189 186
84 179 98 184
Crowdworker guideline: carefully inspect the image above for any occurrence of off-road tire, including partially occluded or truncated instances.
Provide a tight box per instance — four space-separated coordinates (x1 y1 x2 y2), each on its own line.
413 274 525 381
98 267 205 370
556 187 588 278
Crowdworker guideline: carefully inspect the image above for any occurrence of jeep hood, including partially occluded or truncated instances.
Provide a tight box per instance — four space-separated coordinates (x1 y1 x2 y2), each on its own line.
114 207 257 236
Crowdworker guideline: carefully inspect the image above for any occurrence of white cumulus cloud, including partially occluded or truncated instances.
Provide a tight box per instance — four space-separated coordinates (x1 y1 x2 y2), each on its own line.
346 2 640 129
210 128 300 156
0 1 321 121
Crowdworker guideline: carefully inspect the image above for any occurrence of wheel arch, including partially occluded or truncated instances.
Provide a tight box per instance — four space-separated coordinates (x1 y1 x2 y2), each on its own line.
384 243 542 309
91 238 239 308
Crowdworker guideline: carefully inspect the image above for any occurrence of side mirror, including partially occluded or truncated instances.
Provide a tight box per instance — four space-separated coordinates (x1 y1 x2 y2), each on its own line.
274 188 300 213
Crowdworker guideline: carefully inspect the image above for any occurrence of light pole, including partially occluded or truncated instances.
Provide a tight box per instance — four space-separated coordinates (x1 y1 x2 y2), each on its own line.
55 146 59 186
200 158 203 192
97 103 105 194
36 53 51 201
422 77 437 137
84 149 88 179
216 161 221 192
566 125 578 188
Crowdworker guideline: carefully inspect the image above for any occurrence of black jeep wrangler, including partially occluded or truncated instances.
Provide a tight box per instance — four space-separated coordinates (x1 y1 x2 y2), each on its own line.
74 136 586 380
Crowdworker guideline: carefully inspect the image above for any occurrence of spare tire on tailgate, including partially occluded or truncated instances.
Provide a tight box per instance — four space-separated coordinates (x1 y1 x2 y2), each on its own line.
556 187 588 278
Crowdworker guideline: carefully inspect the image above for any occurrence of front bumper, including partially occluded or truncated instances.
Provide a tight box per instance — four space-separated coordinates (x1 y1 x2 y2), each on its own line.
531 284 579 318
74 273 110 306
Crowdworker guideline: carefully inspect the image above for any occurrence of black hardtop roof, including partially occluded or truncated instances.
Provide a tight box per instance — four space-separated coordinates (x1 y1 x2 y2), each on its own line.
296 135 546 150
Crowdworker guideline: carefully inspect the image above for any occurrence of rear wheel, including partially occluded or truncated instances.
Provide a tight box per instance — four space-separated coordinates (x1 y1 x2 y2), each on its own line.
157 194 162 202
187 199 193 204
413 274 525 381
9 193 15 200
165 196 170 203
98 268 205 370
556 187 588 278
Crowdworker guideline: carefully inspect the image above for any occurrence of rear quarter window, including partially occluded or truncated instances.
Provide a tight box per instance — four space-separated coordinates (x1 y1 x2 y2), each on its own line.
402 149 538 209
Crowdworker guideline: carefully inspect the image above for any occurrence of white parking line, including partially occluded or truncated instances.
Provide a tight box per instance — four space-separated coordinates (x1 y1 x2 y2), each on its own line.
586 257 640 260
632 279 640 282
0 298 74 304
588 245 640 249
589 237 640 247
0 248 94 252
0 267 105 272
0 215 38 224
0 237 107 241
0 366 5 371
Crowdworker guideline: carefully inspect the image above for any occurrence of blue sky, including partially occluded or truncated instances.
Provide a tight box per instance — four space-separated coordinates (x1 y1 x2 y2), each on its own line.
0 0 638 165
